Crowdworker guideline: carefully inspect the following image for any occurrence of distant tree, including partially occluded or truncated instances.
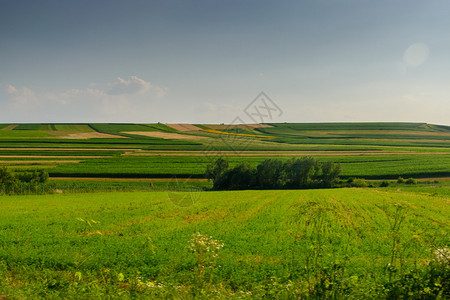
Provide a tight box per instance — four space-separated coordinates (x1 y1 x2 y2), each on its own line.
284 157 319 188
0 166 15 183
319 161 341 187
205 158 229 182
212 162 256 190
256 159 284 188
226 162 256 190
0 166 19 194
39 171 49 183
16 171 39 183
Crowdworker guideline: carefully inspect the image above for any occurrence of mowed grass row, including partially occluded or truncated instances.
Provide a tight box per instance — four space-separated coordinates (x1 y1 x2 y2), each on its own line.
0 188 448 297
45 154 450 179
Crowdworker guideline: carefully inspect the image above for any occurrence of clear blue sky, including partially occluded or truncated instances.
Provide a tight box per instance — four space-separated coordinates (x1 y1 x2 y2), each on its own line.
1 0 449 125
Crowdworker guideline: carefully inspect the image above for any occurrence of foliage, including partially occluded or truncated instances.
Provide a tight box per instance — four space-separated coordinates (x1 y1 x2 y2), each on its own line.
406 177 418 185
15 170 49 183
380 180 390 187
205 158 229 182
0 167 18 194
208 157 341 190
348 178 369 187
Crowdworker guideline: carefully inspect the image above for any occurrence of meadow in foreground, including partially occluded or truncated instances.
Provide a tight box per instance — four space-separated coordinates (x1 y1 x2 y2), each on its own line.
0 188 448 298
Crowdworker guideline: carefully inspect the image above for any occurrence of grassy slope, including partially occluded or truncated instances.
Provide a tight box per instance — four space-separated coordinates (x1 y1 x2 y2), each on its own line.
0 188 448 297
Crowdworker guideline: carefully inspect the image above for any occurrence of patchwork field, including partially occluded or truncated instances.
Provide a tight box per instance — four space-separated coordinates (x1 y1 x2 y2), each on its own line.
0 122 448 182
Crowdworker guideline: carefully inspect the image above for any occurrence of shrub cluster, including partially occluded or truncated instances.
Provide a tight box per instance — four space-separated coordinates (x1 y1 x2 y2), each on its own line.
0 166 49 194
206 157 341 190
397 176 417 184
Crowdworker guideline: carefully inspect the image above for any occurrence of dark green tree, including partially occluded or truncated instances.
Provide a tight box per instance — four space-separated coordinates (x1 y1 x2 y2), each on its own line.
256 159 284 188
226 162 256 190
319 161 341 187
0 166 19 194
205 158 229 181
284 157 319 188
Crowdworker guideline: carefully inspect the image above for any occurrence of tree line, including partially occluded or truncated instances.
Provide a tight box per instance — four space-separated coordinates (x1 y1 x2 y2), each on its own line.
206 157 341 190
0 166 49 194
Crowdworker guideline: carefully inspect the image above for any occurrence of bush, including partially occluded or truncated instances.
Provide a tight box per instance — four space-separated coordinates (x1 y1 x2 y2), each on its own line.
397 177 405 183
380 180 390 187
349 178 368 187
15 170 49 183
406 178 417 185
0 167 49 194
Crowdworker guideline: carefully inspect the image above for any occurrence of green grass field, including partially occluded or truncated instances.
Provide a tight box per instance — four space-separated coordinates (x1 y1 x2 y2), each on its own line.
0 188 448 298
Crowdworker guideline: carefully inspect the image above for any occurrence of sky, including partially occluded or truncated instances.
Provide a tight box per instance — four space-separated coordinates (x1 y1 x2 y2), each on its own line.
1 0 449 125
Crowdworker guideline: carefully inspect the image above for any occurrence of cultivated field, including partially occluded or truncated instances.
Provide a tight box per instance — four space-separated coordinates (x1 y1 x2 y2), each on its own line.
0 122 449 298
0 188 449 298
0 122 448 182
